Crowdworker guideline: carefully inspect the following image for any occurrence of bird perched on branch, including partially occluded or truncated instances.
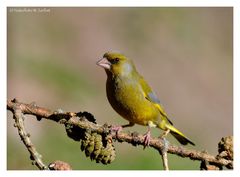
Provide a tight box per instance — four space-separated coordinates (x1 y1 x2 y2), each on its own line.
97 52 195 147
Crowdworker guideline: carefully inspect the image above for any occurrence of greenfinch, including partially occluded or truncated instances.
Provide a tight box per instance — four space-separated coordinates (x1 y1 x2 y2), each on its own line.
97 52 195 146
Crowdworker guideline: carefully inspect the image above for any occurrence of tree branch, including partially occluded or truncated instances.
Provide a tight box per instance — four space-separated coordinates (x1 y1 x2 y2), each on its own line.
10 101 47 170
7 99 233 170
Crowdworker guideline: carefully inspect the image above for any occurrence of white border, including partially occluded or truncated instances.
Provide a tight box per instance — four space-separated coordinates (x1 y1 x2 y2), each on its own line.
2 0 239 7
1 0 239 177
0 1 7 175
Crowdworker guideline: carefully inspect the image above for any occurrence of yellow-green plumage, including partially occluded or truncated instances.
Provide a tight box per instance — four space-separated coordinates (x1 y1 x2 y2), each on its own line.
97 52 195 146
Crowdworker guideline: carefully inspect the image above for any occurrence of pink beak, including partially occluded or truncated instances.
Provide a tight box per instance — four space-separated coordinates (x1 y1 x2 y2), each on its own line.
96 57 111 70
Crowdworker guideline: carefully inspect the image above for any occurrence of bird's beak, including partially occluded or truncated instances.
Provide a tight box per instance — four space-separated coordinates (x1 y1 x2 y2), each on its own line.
96 57 111 70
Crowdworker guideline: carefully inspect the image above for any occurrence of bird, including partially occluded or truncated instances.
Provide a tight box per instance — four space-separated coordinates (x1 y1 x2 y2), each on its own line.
97 52 195 147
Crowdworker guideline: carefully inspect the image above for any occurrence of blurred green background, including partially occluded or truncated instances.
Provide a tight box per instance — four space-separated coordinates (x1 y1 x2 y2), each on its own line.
7 7 233 170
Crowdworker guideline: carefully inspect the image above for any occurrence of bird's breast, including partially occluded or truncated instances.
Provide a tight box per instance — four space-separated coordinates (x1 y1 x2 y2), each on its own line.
106 76 159 125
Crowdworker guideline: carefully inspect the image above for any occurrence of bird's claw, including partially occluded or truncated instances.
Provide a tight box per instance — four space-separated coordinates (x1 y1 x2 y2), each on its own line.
143 131 151 149
110 125 123 137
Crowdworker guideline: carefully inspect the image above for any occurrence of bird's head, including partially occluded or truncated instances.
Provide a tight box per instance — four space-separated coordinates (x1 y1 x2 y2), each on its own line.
97 52 136 76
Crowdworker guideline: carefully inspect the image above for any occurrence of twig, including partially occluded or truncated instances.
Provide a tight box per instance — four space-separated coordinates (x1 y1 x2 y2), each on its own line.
161 151 169 170
11 102 47 170
159 138 169 170
7 99 233 169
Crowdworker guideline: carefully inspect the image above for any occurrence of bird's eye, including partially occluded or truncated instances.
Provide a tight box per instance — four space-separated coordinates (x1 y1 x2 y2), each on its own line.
111 58 120 64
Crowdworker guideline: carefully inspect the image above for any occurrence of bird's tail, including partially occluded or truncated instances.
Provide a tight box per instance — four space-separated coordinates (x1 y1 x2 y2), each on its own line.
165 124 195 146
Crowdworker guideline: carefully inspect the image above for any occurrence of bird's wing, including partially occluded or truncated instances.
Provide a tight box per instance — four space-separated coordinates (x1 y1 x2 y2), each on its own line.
138 75 173 125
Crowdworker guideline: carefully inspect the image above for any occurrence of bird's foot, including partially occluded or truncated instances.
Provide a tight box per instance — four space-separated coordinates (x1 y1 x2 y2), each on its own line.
110 125 123 137
143 130 151 149
159 129 170 139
